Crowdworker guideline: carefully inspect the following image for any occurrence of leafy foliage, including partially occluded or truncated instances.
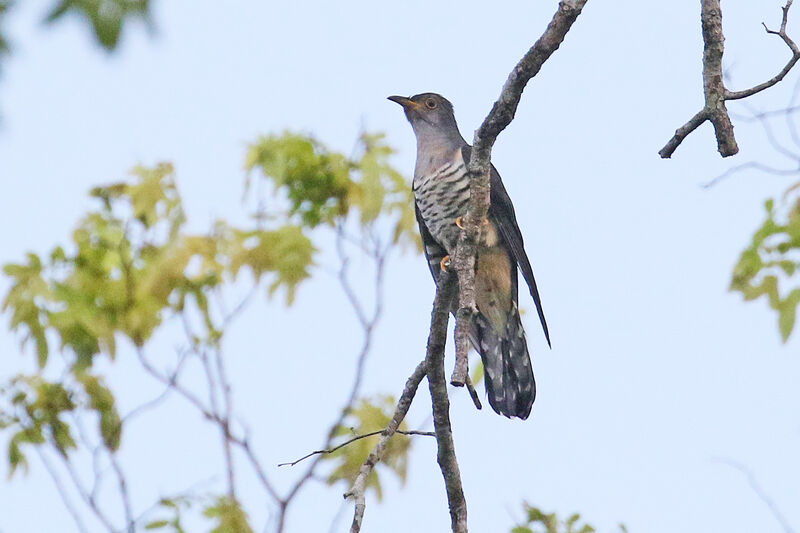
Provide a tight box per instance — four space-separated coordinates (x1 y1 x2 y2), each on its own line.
324 396 413 500
2 162 315 377
145 495 253 533
731 184 800 341
204 497 254 533
1 131 418 530
246 132 420 250
144 496 194 533
2 372 120 475
44 0 151 50
511 504 625 533
0 1 11 58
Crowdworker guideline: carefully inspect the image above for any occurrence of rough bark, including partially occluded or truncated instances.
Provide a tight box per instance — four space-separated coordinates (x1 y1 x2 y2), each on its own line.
425 272 468 532
660 0 799 158
451 0 588 384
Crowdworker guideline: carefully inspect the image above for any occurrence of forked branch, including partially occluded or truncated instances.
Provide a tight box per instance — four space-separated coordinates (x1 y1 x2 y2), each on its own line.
660 0 800 158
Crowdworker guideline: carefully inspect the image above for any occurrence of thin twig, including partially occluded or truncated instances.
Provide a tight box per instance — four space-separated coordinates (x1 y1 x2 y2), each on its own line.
275 224 390 532
464 375 483 410
56 444 119 532
277 429 435 467
134 346 282 501
735 101 800 162
108 452 135 533
703 161 800 188
121 348 191 424
344 360 428 533
213 346 237 499
727 1 800 100
714 459 796 533
35 448 91 533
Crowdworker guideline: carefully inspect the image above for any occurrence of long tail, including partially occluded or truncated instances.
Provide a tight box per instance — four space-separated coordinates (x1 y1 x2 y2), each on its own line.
472 308 535 419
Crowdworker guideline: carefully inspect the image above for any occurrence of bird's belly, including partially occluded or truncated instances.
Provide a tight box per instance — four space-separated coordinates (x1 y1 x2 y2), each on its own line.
475 246 513 334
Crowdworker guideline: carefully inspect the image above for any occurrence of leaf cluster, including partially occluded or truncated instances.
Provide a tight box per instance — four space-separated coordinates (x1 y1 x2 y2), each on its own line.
731 184 800 341
45 0 151 50
2 372 120 476
1 131 417 531
0 1 10 58
511 504 626 533
145 495 253 533
246 132 420 250
1 162 315 477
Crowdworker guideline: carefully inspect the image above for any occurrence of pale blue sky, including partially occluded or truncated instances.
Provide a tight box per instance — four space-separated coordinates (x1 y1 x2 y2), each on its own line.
1 1 800 532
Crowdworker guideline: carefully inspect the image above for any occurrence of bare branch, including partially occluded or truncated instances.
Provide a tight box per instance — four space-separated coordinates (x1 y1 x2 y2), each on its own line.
451 0 587 387
464 374 483 410
108 452 134 533
345 360 428 533
660 0 800 158
276 225 390 532
425 271 468 533
56 446 119 532
121 348 191 424
134 346 284 502
715 459 796 533
213 346 237 499
35 448 91 533
659 109 710 159
703 160 800 188
277 429 435 468
727 1 800 100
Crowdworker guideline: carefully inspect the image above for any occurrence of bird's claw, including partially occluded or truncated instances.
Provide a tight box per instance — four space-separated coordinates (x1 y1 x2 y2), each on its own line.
440 255 451 271
455 216 488 230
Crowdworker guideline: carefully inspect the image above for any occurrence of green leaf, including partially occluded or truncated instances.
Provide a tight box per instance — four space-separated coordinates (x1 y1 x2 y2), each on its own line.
145 520 170 530
77 372 122 451
44 0 151 50
246 133 353 228
513 503 601 533
732 182 800 341
204 497 253 533
229 225 315 304
471 359 484 387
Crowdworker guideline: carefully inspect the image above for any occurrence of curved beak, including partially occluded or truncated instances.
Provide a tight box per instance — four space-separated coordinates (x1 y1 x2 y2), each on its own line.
388 95 421 111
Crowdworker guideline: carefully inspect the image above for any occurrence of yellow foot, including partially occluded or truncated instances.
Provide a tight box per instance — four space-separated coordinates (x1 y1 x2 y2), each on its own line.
440 255 451 271
455 216 488 229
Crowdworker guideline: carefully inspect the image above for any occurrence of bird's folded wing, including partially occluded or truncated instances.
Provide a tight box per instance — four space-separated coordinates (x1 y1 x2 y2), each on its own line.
461 145 551 347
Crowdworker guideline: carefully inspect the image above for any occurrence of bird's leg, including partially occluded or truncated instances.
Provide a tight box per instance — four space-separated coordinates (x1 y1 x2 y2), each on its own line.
440 255 451 271
455 216 489 230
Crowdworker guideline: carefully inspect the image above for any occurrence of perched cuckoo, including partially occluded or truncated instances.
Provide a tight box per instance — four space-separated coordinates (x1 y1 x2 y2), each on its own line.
389 92 550 420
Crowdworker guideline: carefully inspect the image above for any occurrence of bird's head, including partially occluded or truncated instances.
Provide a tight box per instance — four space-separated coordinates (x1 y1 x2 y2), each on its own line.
388 93 462 143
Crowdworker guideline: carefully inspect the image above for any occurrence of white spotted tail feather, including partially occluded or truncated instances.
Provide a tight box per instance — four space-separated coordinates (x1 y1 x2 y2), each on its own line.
472 303 535 419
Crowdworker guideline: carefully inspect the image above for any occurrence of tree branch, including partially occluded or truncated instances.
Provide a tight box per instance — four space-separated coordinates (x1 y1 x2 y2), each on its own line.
451 0 587 386
660 0 800 158
275 226 390 532
425 271 468 533
727 1 800 100
344 360 428 533
277 429 435 467
35 448 91 533
715 459 796 533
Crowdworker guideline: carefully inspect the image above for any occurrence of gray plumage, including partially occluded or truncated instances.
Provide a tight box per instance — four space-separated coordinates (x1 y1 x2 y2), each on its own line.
389 92 550 420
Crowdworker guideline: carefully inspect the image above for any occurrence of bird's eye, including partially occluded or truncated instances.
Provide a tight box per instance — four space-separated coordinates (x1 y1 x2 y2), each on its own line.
425 98 437 109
